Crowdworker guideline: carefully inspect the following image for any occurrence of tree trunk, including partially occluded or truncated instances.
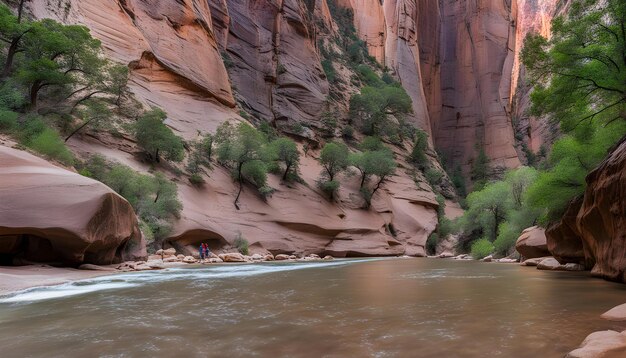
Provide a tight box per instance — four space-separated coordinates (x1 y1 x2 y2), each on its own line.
1 39 20 79
282 163 291 181
155 148 160 163
64 118 94 142
234 162 243 210
30 81 41 109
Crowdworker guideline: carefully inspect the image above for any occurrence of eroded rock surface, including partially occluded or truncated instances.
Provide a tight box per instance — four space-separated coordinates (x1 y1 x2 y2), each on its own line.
516 226 549 259
0 146 145 265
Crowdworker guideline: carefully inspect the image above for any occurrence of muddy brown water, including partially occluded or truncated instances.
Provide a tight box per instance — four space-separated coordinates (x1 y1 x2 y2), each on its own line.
0 258 625 357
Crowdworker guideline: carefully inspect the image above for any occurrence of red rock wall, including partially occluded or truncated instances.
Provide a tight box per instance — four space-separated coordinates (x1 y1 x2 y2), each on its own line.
546 139 626 283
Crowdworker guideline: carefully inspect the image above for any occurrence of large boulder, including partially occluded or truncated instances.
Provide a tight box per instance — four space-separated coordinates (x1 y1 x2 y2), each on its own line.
0 146 145 265
516 226 550 259
567 330 626 358
546 198 587 266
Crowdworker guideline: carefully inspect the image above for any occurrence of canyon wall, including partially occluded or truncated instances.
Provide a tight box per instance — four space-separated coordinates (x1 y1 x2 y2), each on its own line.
21 0 574 257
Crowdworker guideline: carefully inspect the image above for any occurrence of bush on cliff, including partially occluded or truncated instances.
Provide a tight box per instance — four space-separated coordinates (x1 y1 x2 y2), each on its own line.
134 108 184 163
317 142 349 200
349 140 396 207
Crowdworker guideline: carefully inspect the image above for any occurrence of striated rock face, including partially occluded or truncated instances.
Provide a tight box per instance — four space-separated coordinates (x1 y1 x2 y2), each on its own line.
0 146 145 265
546 139 626 282
209 0 329 130
28 0 236 138
515 226 549 259
577 139 626 282
436 0 521 177
167 150 438 257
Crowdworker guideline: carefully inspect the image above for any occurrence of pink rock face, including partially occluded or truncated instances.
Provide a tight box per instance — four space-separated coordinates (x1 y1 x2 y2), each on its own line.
0 146 145 265
515 226 550 260
436 0 521 178
28 0 235 139
209 0 329 129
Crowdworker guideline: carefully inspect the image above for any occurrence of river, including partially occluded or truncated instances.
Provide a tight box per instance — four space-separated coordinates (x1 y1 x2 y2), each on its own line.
0 258 625 357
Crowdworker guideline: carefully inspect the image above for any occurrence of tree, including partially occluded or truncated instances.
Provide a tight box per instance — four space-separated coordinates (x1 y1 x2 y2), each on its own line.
458 181 511 241
470 146 490 190
318 142 349 199
410 130 429 169
0 1 31 79
17 19 104 108
349 85 412 136
505 166 538 208
268 137 300 180
216 122 269 209
357 150 396 207
319 142 349 182
134 108 184 163
521 0 626 131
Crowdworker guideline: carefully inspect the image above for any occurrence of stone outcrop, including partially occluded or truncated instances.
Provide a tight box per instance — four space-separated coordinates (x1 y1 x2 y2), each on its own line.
515 226 550 259
546 139 626 282
567 330 626 358
0 145 145 265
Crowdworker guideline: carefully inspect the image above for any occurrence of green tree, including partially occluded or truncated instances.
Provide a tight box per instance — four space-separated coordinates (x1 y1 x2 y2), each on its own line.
134 108 184 163
458 181 511 241
318 142 349 199
216 122 269 209
349 85 412 136
521 0 626 131
410 130 429 169
17 19 104 108
268 137 300 180
0 1 30 79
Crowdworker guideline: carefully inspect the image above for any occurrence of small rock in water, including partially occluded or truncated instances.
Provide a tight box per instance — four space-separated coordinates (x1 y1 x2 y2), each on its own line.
323 255 334 261
250 254 265 261
289 255 297 260
438 252 454 258
496 258 518 264
275 254 290 261
482 255 493 262
146 260 165 269
563 263 585 271
264 254 275 261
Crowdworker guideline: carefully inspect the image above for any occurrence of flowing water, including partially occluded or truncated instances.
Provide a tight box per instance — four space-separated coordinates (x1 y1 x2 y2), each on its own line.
1 258 625 358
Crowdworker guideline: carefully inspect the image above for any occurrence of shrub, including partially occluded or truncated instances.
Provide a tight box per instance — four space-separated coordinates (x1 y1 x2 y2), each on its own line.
234 233 249 255
134 108 184 163
318 180 340 198
426 233 439 256
189 173 205 185
470 238 494 259
26 128 74 165
425 168 444 188
341 125 354 139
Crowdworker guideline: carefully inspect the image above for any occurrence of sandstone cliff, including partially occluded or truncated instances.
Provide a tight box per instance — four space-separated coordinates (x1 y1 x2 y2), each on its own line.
546 138 626 283
0 145 145 265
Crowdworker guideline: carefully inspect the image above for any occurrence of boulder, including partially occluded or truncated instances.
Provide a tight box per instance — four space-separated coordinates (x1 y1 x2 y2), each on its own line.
496 258 518 264
537 257 562 270
78 264 118 272
546 198 587 265
482 255 493 263
516 226 550 259
521 257 550 266
146 260 165 269
566 330 626 358
289 255 297 260
438 252 454 258
219 253 246 262
564 263 585 271
264 254 275 261
182 256 196 263
163 248 177 256
208 257 223 263
275 254 291 261
601 304 626 322
0 146 145 265
323 255 334 261
250 254 265 261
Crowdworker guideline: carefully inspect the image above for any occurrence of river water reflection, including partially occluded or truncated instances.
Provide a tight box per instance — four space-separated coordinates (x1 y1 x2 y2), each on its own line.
1 258 625 357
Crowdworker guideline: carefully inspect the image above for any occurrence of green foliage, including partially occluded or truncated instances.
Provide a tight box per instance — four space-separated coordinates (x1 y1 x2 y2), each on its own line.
410 130 429 169
321 59 336 82
424 168 444 188
471 238 494 260
268 137 300 180
526 121 626 223
349 85 412 136
350 147 396 207
426 233 439 256
82 157 182 240
458 181 511 242
26 127 74 165
234 233 249 255
134 108 184 163
341 125 354 139
318 179 340 198
521 0 626 132
470 146 490 190
319 142 349 181
0 109 18 131
321 111 337 138
215 122 271 207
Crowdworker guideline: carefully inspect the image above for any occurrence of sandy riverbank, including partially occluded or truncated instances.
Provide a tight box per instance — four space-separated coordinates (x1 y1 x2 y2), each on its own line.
0 265 119 296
